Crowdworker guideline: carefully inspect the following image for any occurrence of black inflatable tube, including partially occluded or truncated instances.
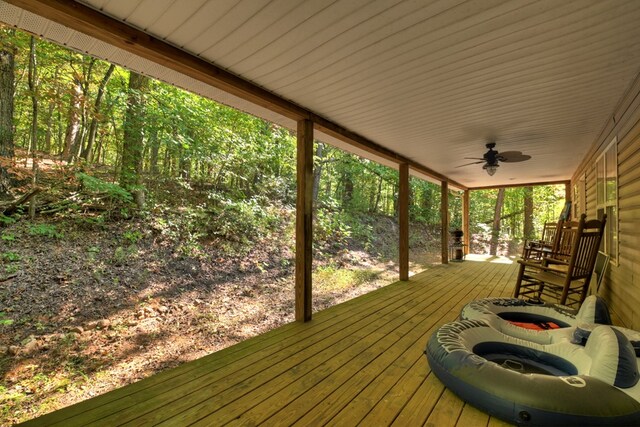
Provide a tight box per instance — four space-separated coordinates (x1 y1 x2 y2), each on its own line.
426 326 640 426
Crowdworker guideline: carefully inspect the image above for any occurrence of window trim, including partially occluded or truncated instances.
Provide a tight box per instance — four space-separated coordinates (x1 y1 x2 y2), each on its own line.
595 137 618 265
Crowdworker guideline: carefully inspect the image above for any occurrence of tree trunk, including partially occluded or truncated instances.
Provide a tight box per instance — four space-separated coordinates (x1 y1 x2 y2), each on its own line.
44 99 54 153
0 28 15 159
72 58 94 160
312 142 323 203
0 28 15 198
28 36 39 218
120 71 149 208
523 186 534 240
44 68 62 154
149 127 160 175
341 171 353 209
28 36 38 156
490 188 505 256
372 176 382 212
82 63 115 161
178 133 191 180
62 78 82 160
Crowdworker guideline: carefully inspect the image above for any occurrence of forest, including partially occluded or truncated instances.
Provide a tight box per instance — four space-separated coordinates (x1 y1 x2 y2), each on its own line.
0 27 565 423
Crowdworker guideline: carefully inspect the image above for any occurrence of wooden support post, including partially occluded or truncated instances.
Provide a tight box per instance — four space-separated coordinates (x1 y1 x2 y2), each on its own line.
399 163 409 281
462 189 470 254
296 119 313 322
441 181 449 264
564 180 572 219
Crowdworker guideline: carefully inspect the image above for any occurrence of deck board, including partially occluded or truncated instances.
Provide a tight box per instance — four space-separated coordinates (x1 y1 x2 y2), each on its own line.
20 257 519 427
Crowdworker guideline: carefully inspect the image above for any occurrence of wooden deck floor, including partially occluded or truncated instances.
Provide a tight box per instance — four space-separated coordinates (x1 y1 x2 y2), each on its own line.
21 256 519 427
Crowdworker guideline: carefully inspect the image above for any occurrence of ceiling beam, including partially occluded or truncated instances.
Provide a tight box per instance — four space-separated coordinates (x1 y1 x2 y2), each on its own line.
5 0 467 190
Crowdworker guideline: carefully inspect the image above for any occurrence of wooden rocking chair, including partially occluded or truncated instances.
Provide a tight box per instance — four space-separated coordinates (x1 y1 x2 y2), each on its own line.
521 220 560 260
513 213 607 307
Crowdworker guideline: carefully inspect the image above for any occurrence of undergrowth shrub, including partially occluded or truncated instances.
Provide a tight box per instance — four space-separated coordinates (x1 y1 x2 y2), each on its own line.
150 193 287 256
28 223 62 239
208 194 280 242
314 208 351 250
76 172 133 204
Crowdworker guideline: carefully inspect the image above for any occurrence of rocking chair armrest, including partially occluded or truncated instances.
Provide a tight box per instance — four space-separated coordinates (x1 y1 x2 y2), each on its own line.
540 250 568 261
544 258 570 266
533 263 570 275
517 259 545 268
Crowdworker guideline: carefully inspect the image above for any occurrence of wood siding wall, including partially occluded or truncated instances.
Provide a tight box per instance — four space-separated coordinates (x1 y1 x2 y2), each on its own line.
572 74 640 328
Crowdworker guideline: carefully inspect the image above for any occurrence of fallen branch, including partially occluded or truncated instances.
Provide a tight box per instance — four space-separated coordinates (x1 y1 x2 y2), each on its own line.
0 188 42 215
0 273 18 282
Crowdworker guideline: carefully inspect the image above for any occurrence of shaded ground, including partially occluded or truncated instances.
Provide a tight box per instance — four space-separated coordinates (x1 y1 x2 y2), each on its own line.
0 214 440 425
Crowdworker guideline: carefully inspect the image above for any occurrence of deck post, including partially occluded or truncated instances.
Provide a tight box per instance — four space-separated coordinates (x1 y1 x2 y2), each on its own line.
399 163 409 281
462 189 470 254
441 181 449 264
296 119 313 322
564 180 572 219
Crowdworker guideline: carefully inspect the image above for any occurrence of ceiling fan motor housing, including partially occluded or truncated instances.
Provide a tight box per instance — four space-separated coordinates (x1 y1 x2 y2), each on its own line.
484 144 500 166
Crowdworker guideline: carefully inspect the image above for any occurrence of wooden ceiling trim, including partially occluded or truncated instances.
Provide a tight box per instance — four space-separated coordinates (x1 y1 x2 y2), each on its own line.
6 0 466 190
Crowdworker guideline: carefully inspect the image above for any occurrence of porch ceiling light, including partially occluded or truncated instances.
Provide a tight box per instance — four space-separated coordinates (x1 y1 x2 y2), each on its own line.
483 163 499 176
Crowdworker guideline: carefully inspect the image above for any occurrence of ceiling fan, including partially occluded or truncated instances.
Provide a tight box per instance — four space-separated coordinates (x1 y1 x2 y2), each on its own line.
457 142 532 176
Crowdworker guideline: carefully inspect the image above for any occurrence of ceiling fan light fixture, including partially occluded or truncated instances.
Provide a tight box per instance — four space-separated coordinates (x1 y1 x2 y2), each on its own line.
483 163 498 176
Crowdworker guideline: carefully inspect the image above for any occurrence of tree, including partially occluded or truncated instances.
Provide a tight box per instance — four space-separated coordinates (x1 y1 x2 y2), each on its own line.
28 36 38 156
0 27 15 197
120 70 150 207
490 188 505 255
61 74 82 161
312 142 324 203
523 186 534 240
82 63 115 161
28 36 39 218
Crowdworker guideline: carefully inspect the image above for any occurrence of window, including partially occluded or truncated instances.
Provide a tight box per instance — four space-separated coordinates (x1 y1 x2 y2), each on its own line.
573 173 586 217
595 137 618 264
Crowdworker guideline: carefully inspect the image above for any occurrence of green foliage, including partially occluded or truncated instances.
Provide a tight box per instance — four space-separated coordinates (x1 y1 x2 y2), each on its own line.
209 195 282 245
2 28 568 264
76 172 133 203
122 230 142 244
2 251 21 262
28 223 62 239
0 312 13 326
112 245 138 265
314 209 352 249
468 184 566 254
4 264 20 274
1 232 15 242
409 178 441 225
86 246 100 262
0 214 16 226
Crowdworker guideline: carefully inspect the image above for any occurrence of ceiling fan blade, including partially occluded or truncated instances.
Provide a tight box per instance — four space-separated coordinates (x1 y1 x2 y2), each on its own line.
456 160 485 168
499 151 532 162
463 157 485 161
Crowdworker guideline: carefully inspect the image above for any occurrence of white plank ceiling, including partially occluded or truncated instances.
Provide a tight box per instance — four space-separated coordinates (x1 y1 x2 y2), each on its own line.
3 0 640 188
